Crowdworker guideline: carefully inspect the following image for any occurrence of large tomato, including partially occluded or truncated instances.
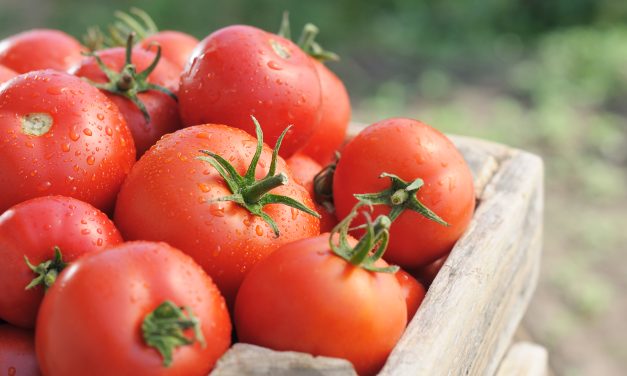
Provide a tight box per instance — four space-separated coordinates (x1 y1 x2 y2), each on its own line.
0 29 83 73
179 25 322 158
333 118 475 268
297 61 351 165
0 196 122 328
36 241 231 376
235 231 406 376
141 31 199 71
114 122 320 306
71 43 181 157
0 70 136 213
0 325 40 376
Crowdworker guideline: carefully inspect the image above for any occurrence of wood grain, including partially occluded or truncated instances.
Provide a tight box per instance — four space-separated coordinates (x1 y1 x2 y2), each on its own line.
495 342 549 376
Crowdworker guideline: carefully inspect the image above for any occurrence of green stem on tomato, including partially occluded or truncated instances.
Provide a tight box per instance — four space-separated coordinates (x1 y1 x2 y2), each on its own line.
24 246 67 291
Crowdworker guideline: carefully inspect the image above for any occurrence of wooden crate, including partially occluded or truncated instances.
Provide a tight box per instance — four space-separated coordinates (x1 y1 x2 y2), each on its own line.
211 132 545 376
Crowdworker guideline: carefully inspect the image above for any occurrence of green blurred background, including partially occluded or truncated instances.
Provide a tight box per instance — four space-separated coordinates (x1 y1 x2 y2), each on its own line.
2 1 626 374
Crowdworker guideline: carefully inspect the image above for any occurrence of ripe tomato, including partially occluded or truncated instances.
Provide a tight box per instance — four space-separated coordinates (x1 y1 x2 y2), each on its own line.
114 122 320 307
396 269 426 323
71 43 181 157
179 25 322 158
36 241 231 376
287 153 337 232
141 31 199 71
0 196 122 328
333 118 475 268
297 61 351 165
416 253 448 287
0 29 83 74
0 325 40 376
235 232 406 376
0 64 17 83
0 70 136 213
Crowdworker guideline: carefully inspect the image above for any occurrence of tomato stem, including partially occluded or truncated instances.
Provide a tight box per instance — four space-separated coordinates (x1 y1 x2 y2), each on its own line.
24 246 67 291
142 301 205 367
83 7 158 51
313 152 339 213
276 13 339 62
197 116 320 237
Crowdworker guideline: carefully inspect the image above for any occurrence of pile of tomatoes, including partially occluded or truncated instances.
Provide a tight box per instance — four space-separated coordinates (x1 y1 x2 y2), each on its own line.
0 9 475 376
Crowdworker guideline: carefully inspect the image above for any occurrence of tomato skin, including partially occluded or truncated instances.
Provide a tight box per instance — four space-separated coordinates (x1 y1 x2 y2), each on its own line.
0 325 40 376
0 64 17 83
0 196 122 328
0 70 136 213
333 118 475 268
71 47 181 157
287 153 337 232
297 61 351 165
416 253 448 287
0 29 83 74
395 269 426 323
35 241 231 376
114 124 320 307
140 31 199 71
179 25 322 158
235 234 406 376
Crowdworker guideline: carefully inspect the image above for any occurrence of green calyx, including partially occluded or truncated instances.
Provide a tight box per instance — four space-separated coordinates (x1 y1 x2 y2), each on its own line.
312 152 340 213
24 246 67 291
83 7 158 51
277 12 339 62
84 32 177 122
197 116 320 237
354 173 449 226
329 208 398 273
142 301 206 367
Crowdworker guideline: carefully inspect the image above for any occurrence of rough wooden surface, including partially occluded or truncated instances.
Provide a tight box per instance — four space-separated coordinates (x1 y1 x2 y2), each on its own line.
210 344 357 376
495 342 549 376
211 132 544 376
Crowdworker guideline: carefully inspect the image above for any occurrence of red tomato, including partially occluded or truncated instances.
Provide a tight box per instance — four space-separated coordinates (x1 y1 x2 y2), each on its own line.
36 241 231 376
416 253 448 287
396 269 426 323
235 234 406 376
297 61 351 165
0 196 122 328
71 46 181 157
0 29 83 74
0 70 136 213
114 123 320 307
287 153 337 232
180 25 322 158
141 31 199 71
0 64 17 83
0 325 40 376
333 118 475 268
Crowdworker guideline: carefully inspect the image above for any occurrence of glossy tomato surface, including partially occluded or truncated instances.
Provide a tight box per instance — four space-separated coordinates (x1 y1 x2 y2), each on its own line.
0 70 135 213
0 196 122 328
0 65 17 83
235 234 406 376
71 47 181 157
180 25 322 158
141 31 199 71
396 268 426 323
298 61 351 165
36 241 231 376
0 29 83 73
0 325 40 376
333 118 475 268
114 124 320 306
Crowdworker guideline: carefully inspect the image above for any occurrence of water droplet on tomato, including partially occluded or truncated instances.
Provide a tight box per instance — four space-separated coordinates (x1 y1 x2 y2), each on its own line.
24 141 34 148
46 86 62 95
291 207 299 220
210 205 225 217
105 127 112 136
61 143 70 152
96 238 104 246
86 156 95 165
69 129 80 141
255 225 264 236
197 183 211 193
267 61 282 70
83 128 92 136
96 113 105 121
81 228 91 235
37 181 52 192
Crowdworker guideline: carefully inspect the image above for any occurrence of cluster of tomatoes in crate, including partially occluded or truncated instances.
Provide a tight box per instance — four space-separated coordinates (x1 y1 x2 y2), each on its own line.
0 9 476 376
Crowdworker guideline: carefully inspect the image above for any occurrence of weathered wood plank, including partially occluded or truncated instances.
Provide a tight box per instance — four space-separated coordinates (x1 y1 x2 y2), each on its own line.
210 344 357 376
495 342 548 376
378 150 544 376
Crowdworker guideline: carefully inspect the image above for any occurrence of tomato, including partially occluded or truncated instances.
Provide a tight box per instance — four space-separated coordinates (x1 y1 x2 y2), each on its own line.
297 61 351 165
180 25 322 158
36 241 231 376
416 253 448 287
395 269 426 323
287 153 337 232
0 325 40 376
0 196 122 328
0 70 136 213
114 121 320 307
333 118 475 268
141 31 199 71
71 43 181 157
235 229 406 376
0 65 17 83
0 29 83 74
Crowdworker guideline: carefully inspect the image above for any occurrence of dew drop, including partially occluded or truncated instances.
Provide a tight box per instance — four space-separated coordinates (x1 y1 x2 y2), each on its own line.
69 129 80 141
37 181 52 192
61 143 70 152
255 225 264 236
86 156 95 165
81 228 91 235
197 183 211 193
83 128 92 136
267 61 282 70
96 113 105 121
210 206 225 217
